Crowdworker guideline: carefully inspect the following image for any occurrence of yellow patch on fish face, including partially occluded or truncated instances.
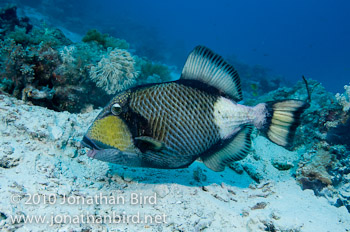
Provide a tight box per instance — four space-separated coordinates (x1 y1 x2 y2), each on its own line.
87 115 133 151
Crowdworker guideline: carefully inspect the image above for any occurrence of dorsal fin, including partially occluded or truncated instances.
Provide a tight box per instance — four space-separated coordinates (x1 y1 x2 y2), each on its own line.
181 46 243 101
202 125 253 172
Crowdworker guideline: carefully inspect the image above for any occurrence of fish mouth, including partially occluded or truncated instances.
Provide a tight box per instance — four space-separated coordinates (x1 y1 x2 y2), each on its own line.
81 136 102 158
87 149 98 158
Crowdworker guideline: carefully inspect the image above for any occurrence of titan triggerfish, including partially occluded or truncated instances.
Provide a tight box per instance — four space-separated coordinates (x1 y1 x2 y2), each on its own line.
81 46 308 172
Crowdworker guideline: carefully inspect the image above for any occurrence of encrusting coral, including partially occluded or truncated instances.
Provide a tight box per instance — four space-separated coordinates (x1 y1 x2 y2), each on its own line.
89 48 139 95
335 83 350 112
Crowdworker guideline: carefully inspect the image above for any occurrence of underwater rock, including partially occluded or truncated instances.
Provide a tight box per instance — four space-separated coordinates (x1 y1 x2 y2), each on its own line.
0 155 20 169
153 184 170 198
194 217 212 231
271 159 294 171
229 162 245 174
1 144 14 155
294 145 350 213
193 167 207 182
243 164 264 183
48 125 64 141
251 202 267 210
296 149 334 194
0 5 32 37
326 117 350 148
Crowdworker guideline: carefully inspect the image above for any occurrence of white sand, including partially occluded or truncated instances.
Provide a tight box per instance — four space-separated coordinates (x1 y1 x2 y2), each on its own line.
0 94 349 232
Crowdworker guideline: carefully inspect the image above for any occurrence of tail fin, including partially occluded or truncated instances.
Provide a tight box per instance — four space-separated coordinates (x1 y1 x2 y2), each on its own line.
262 100 309 149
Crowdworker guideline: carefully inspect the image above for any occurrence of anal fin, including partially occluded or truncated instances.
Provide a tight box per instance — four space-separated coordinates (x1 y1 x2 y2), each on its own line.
202 125 253 172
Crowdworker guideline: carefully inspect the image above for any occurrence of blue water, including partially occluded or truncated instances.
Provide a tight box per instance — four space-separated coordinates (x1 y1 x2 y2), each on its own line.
13 0 350 93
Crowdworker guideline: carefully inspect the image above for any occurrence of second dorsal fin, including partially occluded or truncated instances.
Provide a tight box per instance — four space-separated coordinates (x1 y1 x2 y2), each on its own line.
181 46 243 101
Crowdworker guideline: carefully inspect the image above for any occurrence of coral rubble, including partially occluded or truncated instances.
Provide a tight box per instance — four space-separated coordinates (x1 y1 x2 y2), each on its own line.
0 94 349 231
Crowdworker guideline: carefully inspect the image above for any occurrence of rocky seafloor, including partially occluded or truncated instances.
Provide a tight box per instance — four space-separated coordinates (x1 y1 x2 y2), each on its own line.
1 93 350 232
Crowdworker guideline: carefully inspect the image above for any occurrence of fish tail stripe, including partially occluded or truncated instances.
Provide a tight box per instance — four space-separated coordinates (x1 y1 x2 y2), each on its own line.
181 46 243 101
262 100 309 149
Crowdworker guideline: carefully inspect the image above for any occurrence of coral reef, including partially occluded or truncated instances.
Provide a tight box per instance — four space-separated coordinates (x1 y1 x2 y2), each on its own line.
227 55 283 97
8 25 72 47
243 78 350 213
335 83 350 112
296 144 350 212
0 38 61 99
244 79 346 149
296 149 335 193
0 5 32 38
136 57 173 84
89 48 139 94
0 5 174 112
82 29 129 50
326 118 350 148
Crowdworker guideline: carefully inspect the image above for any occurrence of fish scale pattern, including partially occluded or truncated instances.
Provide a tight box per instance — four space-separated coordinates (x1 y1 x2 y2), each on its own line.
129 82 221 157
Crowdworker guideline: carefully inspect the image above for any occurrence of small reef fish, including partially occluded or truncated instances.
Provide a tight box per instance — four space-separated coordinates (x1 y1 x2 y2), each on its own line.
82 46 308 172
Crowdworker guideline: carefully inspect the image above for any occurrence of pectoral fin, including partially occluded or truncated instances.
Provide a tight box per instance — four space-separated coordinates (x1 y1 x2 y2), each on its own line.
135 137 195 168
135 136 165 152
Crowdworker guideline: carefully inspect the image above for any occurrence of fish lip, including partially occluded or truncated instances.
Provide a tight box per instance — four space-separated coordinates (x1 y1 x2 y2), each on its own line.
81 135 102 150
82 136 102 159
87 149 98 158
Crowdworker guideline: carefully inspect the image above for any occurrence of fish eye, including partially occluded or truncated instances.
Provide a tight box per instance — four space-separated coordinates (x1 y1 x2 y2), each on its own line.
111 103 122 115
